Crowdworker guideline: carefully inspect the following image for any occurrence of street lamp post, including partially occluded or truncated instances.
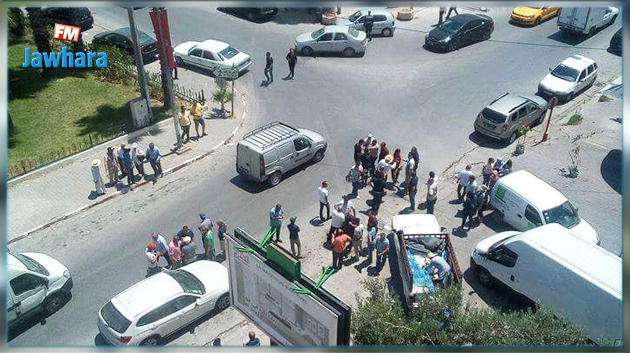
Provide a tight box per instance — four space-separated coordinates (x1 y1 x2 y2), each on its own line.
126 7 153 123
541 96 558 142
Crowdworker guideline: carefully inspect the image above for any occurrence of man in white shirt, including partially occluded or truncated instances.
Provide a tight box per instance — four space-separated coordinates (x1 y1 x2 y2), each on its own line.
328 204 346 244
464 175 478 200
457 164 473 201
131 142 146 178
317 181 330 222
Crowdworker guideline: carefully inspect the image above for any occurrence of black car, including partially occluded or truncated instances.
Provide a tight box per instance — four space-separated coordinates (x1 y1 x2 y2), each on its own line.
41 7 94 31
92 28 159 61
609 28 622 55
219 7 278 21
425 14 494 52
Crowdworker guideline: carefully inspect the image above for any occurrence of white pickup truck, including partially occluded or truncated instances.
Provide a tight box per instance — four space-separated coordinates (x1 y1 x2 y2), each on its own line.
557 7 618 36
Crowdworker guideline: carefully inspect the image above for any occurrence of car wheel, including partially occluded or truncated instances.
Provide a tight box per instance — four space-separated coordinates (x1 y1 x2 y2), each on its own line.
477 266 494 287
588 26 596 37
382 28 393 37
508 131 517 144
343 47 356 57
312 149 325 163
140 336 161 346
44 292 65 315
483 29 492 40
215 293 230 311
534 16 541 26
492 210 504 223
565 92 574 103
301 46 313 56
447 41 457 52
268 172 282 187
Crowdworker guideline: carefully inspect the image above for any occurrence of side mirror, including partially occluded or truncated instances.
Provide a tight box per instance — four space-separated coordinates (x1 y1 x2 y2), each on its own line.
196 298 203 306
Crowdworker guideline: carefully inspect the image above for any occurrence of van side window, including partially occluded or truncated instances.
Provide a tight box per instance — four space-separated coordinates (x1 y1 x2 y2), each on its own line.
10 274 46 296
293 137 311 151
525 205 543 226
489 245 518 267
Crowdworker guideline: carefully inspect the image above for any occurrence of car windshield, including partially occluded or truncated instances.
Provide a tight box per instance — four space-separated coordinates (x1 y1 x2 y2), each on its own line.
551 64 579 82
439 18 465 34
311 28 326 40
166 269 205 295
481 108 507 124
14 253 49 276
137 31 154 44
348 27 360 38
488 234 519 253
542 201 580 228
348 10 363 22
101 301 131 334
219 46 240 60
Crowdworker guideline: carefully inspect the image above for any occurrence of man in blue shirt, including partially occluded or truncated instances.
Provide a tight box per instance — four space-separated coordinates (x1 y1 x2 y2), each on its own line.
269 204 284 242
375 232 390 271
145 142 163 178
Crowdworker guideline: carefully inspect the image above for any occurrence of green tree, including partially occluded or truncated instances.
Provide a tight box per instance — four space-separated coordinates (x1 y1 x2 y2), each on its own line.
8 8 27 40
352 278 592 346
25 7 53 76
212 88 233 116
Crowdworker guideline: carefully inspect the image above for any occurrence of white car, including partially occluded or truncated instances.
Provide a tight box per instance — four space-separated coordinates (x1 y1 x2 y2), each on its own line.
97 261 230 346
537 55 598 102
174 39 252 74
295 26 368 57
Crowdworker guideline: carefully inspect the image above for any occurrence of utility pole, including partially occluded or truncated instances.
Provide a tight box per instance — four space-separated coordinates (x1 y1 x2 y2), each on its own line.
541 96 558 142
127 7 153 122
153 7 182 150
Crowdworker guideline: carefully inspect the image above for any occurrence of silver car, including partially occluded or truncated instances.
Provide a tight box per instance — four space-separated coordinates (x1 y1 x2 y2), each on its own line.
336 8 396 37
295 26 367 57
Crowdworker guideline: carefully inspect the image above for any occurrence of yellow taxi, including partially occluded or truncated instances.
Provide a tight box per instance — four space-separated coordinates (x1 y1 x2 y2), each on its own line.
510 7 559 26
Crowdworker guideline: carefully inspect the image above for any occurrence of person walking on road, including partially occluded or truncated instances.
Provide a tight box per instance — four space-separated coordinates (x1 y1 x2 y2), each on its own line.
460 196 476 230
145 242 160 276
474 185 490 223
346 163 362 199
446 7 459 20
198 213 213 235
426 171 439 214
264 52 274 83
201 226 216 261
152 232 172 268
146 142 163 178
332 229 352 270
178 105 191 143
366 224 377 265
482 158 495 185
391 148 403 184
353 138 364 166
181 236 197 266
318 181 330 221
285 48 297 79
169 235 182 269
328 204 345 244
375 232 390 271
465 175 479 199
367 139 379 177
192 99 206 138
370 172 386 213
288 216 301 258
131 143 146 178
117 143 127 178
363 10 374 41
104 147 119 186
216 219 227 259
269 204 284 242
121 147 134 187
406 171 418 211
360 147 372 183
352 222 365 260
457 165 473 201
167 44 178 80
403 151 416 186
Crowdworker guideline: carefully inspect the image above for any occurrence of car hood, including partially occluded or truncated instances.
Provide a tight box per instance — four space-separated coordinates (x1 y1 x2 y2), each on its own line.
512 7 540 17
474 231 521 254
180 260 229 292
174 41 199 56
299 129 326 144
428 27 452 41
540 73 575 93
336 18 353 26
22 252 69 278
567 218 600 245
224 52 250 66
296 32 315 44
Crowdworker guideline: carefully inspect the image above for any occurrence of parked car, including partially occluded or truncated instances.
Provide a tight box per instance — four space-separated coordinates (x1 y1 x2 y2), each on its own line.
97 261 230 346
474 93 548 143
236 122 327 186
558 7 618 36
92 28 159 61
295 26 367 57
510 7 559 26
425 14 494 52
537 55 598 103
470 223 621 345
174 39 252 74
218 7 278 21
336 8 396 37
8 251 73 329
489 170 600 245
41 7 94 30
609 27 622 54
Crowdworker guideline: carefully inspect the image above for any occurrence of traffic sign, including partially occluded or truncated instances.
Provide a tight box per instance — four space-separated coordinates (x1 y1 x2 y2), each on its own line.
213 66 239 79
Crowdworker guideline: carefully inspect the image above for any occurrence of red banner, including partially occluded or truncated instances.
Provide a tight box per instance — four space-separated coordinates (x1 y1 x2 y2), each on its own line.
149 8 175 69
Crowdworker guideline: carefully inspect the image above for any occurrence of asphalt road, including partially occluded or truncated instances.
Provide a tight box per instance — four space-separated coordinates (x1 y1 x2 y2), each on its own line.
8 7 622 346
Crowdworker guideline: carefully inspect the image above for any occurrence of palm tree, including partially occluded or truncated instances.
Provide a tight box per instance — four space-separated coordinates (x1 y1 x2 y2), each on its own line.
212 88 233 116
25 7 52 76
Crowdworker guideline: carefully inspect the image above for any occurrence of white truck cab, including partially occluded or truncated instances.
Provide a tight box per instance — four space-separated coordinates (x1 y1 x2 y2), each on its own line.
8 251 73 329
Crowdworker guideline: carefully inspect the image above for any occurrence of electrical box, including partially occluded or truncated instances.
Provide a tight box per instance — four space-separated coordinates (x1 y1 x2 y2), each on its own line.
129 97 151 128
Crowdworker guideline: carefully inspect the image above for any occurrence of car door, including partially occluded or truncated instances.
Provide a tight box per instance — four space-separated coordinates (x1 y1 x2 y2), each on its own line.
135 299 181 339
292 137 313 167
484 245 520 288
314 32 333 52
8 289 19 325
524 205 544 230
353 15 366 30
186 48 204 67
457 21 475 44
170 295 205 331
372 14 387 32
576 68 588 92
201 50 223 71
276 141 296 172
470 20 486 42
523 101 541 127
511 105 528 132
10 273 48 318
585 63 597 87
332 32 349 52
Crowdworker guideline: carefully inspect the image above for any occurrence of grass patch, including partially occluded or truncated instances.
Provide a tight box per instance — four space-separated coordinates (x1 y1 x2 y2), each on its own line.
8 36 167 177
564 113 583 126
598 94 612 102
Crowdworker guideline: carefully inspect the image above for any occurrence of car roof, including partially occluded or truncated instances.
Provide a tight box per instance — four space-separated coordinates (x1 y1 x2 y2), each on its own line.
497 170 568 210
112 272 183 319
240 121 300 152
324 25 351 33
487 93 529 115
196 39 230 52
560 55 595 71
450 13 485 23
356 8 392 15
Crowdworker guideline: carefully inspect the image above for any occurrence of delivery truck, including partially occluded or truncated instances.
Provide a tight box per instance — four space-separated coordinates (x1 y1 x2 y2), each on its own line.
557 7 618 36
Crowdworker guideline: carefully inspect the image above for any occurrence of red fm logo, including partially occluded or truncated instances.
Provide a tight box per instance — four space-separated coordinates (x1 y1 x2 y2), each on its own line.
52 23 81 43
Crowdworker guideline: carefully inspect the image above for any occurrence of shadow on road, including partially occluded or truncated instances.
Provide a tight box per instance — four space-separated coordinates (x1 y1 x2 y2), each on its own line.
468 131 508 150
229 162 319 193
600 149 621 194
546 30 591 46
8 293 73 342
463 267 533 313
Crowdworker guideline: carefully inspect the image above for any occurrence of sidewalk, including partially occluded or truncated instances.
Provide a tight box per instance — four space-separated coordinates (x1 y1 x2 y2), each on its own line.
8 72 248 243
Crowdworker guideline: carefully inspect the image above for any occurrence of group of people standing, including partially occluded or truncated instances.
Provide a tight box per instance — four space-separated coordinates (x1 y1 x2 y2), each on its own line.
178 100 208 143
104 141 163 187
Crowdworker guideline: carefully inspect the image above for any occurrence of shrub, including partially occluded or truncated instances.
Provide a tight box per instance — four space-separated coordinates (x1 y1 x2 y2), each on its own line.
565 113 583 126
91 44 135 85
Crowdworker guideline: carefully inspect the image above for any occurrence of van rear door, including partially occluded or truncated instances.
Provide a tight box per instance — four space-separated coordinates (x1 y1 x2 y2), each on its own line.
236 143 260 179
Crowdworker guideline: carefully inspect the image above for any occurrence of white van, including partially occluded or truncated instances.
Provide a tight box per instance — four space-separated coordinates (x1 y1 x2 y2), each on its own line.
8 251 73 329
471 223 622 345
558 7 618 36
489 170 599 245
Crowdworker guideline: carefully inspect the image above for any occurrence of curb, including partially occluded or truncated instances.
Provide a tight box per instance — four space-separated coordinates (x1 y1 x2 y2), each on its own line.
8 90 248 246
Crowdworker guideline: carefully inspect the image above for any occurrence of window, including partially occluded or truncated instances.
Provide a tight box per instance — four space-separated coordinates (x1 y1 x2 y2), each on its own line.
202 51 216 61
172 295 197 311
525 102 539 115
166 270 205 295
348 28 361 38
220 46 240 60
578 70 586 81
373 14 387 22
189 48 203 57
489 245 518 267
137 301 179 326
348 10 363 22
587 64 593 75
525 205 543 226
542 201 580 228
101 301 131 333
318 33 333 41
10 274 45 296
550 64 579 82
311 27 326 40
293 137 311 151
356 16 365 24
514 106 528 120
333 33 347 41
481 108 507 124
